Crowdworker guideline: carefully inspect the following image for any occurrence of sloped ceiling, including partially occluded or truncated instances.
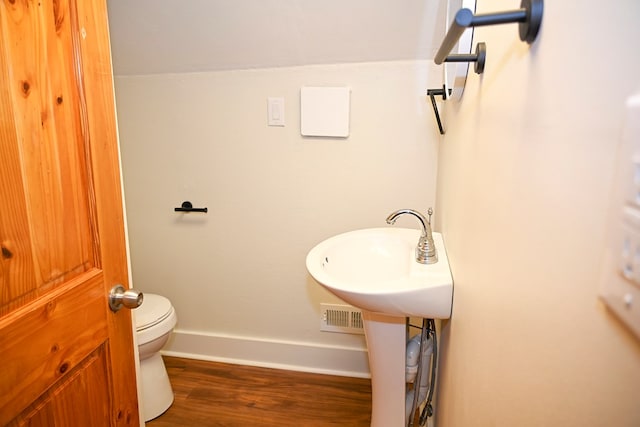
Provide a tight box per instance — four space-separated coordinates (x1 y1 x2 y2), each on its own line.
106 0 448 76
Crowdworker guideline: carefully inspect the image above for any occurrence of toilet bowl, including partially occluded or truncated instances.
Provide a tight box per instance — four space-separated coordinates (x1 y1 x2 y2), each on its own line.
135 293 177 421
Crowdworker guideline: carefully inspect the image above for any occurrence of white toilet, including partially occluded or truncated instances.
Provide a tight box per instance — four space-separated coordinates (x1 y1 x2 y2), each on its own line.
135 293 178 421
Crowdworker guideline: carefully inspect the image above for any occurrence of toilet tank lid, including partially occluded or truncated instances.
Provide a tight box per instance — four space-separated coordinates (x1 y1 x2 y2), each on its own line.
135 293 173 330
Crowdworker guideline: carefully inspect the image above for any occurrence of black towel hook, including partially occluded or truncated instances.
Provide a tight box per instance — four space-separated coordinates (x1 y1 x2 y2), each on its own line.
427 86 451 135
445 42 486 75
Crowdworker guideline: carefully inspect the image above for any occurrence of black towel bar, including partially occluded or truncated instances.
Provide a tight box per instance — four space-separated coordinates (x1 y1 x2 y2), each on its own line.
434 0 543 65
174 201 208 213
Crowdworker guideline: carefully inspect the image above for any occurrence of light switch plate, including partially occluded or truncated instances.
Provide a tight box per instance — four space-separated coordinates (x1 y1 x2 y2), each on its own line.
268 97 285 126
600 92 640 338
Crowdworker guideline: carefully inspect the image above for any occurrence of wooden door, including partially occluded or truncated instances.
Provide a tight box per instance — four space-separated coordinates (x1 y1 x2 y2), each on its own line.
0 0 139 425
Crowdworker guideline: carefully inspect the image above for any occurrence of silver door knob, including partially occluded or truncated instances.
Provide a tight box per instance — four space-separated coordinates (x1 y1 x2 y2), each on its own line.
109 284 144 312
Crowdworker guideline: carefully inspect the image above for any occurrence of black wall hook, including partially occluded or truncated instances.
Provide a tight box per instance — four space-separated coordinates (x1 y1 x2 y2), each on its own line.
174 201 208 213
427 86 451 135
445 42 486 75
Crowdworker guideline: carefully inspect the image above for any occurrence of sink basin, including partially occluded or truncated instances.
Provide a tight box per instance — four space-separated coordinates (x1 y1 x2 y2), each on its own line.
307 227 454 426
306 227 453 319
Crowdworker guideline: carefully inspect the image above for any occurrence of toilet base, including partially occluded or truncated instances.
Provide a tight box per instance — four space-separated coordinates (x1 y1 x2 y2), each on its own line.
140 352 174 421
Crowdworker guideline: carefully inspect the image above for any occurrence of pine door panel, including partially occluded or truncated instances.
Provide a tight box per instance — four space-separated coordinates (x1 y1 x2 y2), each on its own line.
1 0 94 314
0 0 139 425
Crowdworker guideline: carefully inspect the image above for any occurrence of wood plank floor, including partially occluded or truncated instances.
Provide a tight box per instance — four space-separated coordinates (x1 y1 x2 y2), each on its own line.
147 356 372 426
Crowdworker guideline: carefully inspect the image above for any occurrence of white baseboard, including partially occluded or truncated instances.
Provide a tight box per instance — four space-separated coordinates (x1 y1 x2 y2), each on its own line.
161 329 371 378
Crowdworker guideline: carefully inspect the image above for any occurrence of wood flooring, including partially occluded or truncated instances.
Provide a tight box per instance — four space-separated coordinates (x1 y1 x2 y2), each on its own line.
147 356 372 426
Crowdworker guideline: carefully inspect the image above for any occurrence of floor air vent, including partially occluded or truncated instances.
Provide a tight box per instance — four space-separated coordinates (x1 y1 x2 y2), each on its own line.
320 303 365 335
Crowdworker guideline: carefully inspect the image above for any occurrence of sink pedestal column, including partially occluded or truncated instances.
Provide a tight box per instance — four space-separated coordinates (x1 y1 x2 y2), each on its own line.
362 311 406 427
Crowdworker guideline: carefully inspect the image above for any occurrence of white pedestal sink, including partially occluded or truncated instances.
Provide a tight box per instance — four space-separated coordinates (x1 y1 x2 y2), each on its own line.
306 228 453 427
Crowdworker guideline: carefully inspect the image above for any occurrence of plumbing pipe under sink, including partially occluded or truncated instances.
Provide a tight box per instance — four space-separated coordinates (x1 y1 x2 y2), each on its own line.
405 333 433 422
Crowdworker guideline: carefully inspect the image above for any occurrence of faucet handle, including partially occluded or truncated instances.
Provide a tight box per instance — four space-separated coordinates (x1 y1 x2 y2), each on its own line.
427 207 433 225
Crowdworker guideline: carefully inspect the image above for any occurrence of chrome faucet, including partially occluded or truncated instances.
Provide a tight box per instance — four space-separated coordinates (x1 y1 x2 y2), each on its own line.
386 208 438 264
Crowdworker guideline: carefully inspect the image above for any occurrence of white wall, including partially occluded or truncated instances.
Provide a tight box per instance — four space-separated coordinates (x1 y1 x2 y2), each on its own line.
115 60 441 375
435 1 640 426
107 0 446 75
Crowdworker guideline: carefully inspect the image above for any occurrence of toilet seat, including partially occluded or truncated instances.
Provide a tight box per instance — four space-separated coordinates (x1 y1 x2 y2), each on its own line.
135 293 177 346
136 294 173 331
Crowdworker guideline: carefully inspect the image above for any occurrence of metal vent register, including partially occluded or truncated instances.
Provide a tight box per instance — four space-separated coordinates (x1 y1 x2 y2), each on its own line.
320 303 364 335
